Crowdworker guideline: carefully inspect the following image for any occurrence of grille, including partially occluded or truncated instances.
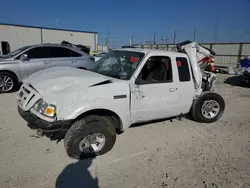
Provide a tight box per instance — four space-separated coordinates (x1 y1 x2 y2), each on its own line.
17 85 35 108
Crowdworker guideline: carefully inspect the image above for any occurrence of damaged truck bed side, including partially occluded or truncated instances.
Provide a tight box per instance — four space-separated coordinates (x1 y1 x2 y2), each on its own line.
17 41 225 159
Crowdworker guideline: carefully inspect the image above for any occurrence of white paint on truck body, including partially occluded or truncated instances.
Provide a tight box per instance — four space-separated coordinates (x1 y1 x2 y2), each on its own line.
129 52 195 124
18 48 198 131
22 66 131 130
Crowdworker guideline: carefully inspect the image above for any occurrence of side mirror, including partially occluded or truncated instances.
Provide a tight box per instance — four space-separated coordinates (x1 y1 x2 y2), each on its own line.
20 54 28 62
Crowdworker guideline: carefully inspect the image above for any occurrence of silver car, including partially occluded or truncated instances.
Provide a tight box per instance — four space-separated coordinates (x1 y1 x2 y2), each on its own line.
0 43 94 93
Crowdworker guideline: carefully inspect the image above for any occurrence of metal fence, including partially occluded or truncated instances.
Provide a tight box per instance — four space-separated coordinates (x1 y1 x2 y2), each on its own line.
133 42 250 68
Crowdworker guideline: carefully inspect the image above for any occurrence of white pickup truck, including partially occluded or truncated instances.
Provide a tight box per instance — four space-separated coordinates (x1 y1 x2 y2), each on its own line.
17 41 225 159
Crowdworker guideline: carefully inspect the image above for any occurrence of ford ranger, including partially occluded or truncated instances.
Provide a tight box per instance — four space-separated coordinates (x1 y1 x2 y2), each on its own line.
17 41 225 159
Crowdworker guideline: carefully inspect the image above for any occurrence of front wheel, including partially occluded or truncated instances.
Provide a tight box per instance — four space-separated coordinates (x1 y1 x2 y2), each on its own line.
64 115 116 159
191 92 225 123
0 72 18 93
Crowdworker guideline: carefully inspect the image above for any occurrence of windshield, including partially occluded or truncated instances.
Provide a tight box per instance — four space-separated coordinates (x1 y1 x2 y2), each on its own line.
1 45 31 59
91 50 145 80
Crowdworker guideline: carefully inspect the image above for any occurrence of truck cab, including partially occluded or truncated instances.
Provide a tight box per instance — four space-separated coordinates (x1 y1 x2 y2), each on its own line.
17 48 225 159
128 49 195 124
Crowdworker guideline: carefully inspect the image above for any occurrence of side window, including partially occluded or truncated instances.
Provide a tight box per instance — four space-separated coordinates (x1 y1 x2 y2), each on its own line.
176 57 191 82
70 49 82 57
49 47 72 58
136 56 172 84
25 47 49 59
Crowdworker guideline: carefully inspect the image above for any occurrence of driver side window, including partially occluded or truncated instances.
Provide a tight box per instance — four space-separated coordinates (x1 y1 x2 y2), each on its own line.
136 56 173 84
16 47 49 60
26 47 49 59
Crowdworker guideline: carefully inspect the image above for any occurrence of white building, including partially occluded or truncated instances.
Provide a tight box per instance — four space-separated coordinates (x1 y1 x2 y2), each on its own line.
0 23 98 55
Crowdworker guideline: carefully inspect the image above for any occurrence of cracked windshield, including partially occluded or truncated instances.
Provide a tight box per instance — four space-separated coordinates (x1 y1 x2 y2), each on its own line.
91 50 145 80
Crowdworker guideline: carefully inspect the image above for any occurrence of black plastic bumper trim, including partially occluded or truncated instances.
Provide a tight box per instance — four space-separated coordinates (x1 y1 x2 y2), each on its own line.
18 106 72 133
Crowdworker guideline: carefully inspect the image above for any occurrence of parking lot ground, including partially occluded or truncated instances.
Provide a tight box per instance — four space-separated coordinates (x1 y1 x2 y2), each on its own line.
0 74 250 188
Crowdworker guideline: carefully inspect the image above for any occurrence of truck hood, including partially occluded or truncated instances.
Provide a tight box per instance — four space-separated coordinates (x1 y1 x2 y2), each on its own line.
24 66 115 96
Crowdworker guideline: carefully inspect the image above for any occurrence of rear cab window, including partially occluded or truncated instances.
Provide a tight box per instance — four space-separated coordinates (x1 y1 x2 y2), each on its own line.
176 57 191 82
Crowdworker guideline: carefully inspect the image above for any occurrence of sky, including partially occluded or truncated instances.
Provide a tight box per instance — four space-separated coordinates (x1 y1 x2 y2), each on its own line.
1 0 250 48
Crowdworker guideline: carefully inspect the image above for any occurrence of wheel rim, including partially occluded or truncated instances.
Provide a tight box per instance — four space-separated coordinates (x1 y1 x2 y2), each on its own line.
79 133 106 154
201 100 220 119
0 75 14 92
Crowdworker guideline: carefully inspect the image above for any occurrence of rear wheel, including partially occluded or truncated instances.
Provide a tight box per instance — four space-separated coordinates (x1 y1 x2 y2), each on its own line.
191 92 225 123
0 72 18 93
64 115 116 159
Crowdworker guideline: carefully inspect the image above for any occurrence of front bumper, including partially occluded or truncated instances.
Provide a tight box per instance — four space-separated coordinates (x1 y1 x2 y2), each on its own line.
18 106 72 139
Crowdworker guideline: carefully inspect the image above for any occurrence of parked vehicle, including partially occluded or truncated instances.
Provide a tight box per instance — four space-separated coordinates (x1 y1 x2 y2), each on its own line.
90 51 99 56
0 43 94 93
93 52 107 61
242 67 250 86
61 41 91 55
17 41 225 159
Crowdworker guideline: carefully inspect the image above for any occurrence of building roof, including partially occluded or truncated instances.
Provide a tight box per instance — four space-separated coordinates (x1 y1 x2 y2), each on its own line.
0 23 98 34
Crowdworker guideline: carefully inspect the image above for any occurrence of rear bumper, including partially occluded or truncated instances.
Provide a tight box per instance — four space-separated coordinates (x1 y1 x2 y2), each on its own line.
18 106 72 139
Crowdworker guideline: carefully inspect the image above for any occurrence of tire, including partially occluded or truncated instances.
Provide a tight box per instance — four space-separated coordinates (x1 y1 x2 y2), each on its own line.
64 115 116 159
240 77 248 87
191 92 225 123
0 71 18 93
240 81 247 87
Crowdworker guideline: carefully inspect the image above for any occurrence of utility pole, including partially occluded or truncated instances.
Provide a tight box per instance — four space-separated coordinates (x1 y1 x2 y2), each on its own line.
164 36 168 44
153 32 156 44
173 30 177 45
193 29 196 41
105 33 116 48
200 35 204 43
105 37 108 46
161 38 164 44
161 36 168 45
105 30 110 46
56 19 59 28
130 36 135 46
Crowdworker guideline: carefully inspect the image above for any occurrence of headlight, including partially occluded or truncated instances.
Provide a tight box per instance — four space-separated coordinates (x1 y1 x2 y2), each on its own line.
33 99 56 118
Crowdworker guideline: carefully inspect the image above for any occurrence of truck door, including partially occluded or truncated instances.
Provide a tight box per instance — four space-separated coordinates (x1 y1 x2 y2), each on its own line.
174 57 195 112
130 55 181 124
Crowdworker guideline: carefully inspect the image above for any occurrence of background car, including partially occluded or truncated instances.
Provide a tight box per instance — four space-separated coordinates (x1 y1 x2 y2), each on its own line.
0 43 95 93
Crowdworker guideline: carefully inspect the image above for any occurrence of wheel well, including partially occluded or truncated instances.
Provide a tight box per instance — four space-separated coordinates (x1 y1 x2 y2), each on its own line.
75 109 123 133
0 70 19 81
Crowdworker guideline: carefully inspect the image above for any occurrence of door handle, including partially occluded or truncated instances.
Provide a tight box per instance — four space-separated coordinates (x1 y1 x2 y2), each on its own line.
71 60 77 63
169 88 178 92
